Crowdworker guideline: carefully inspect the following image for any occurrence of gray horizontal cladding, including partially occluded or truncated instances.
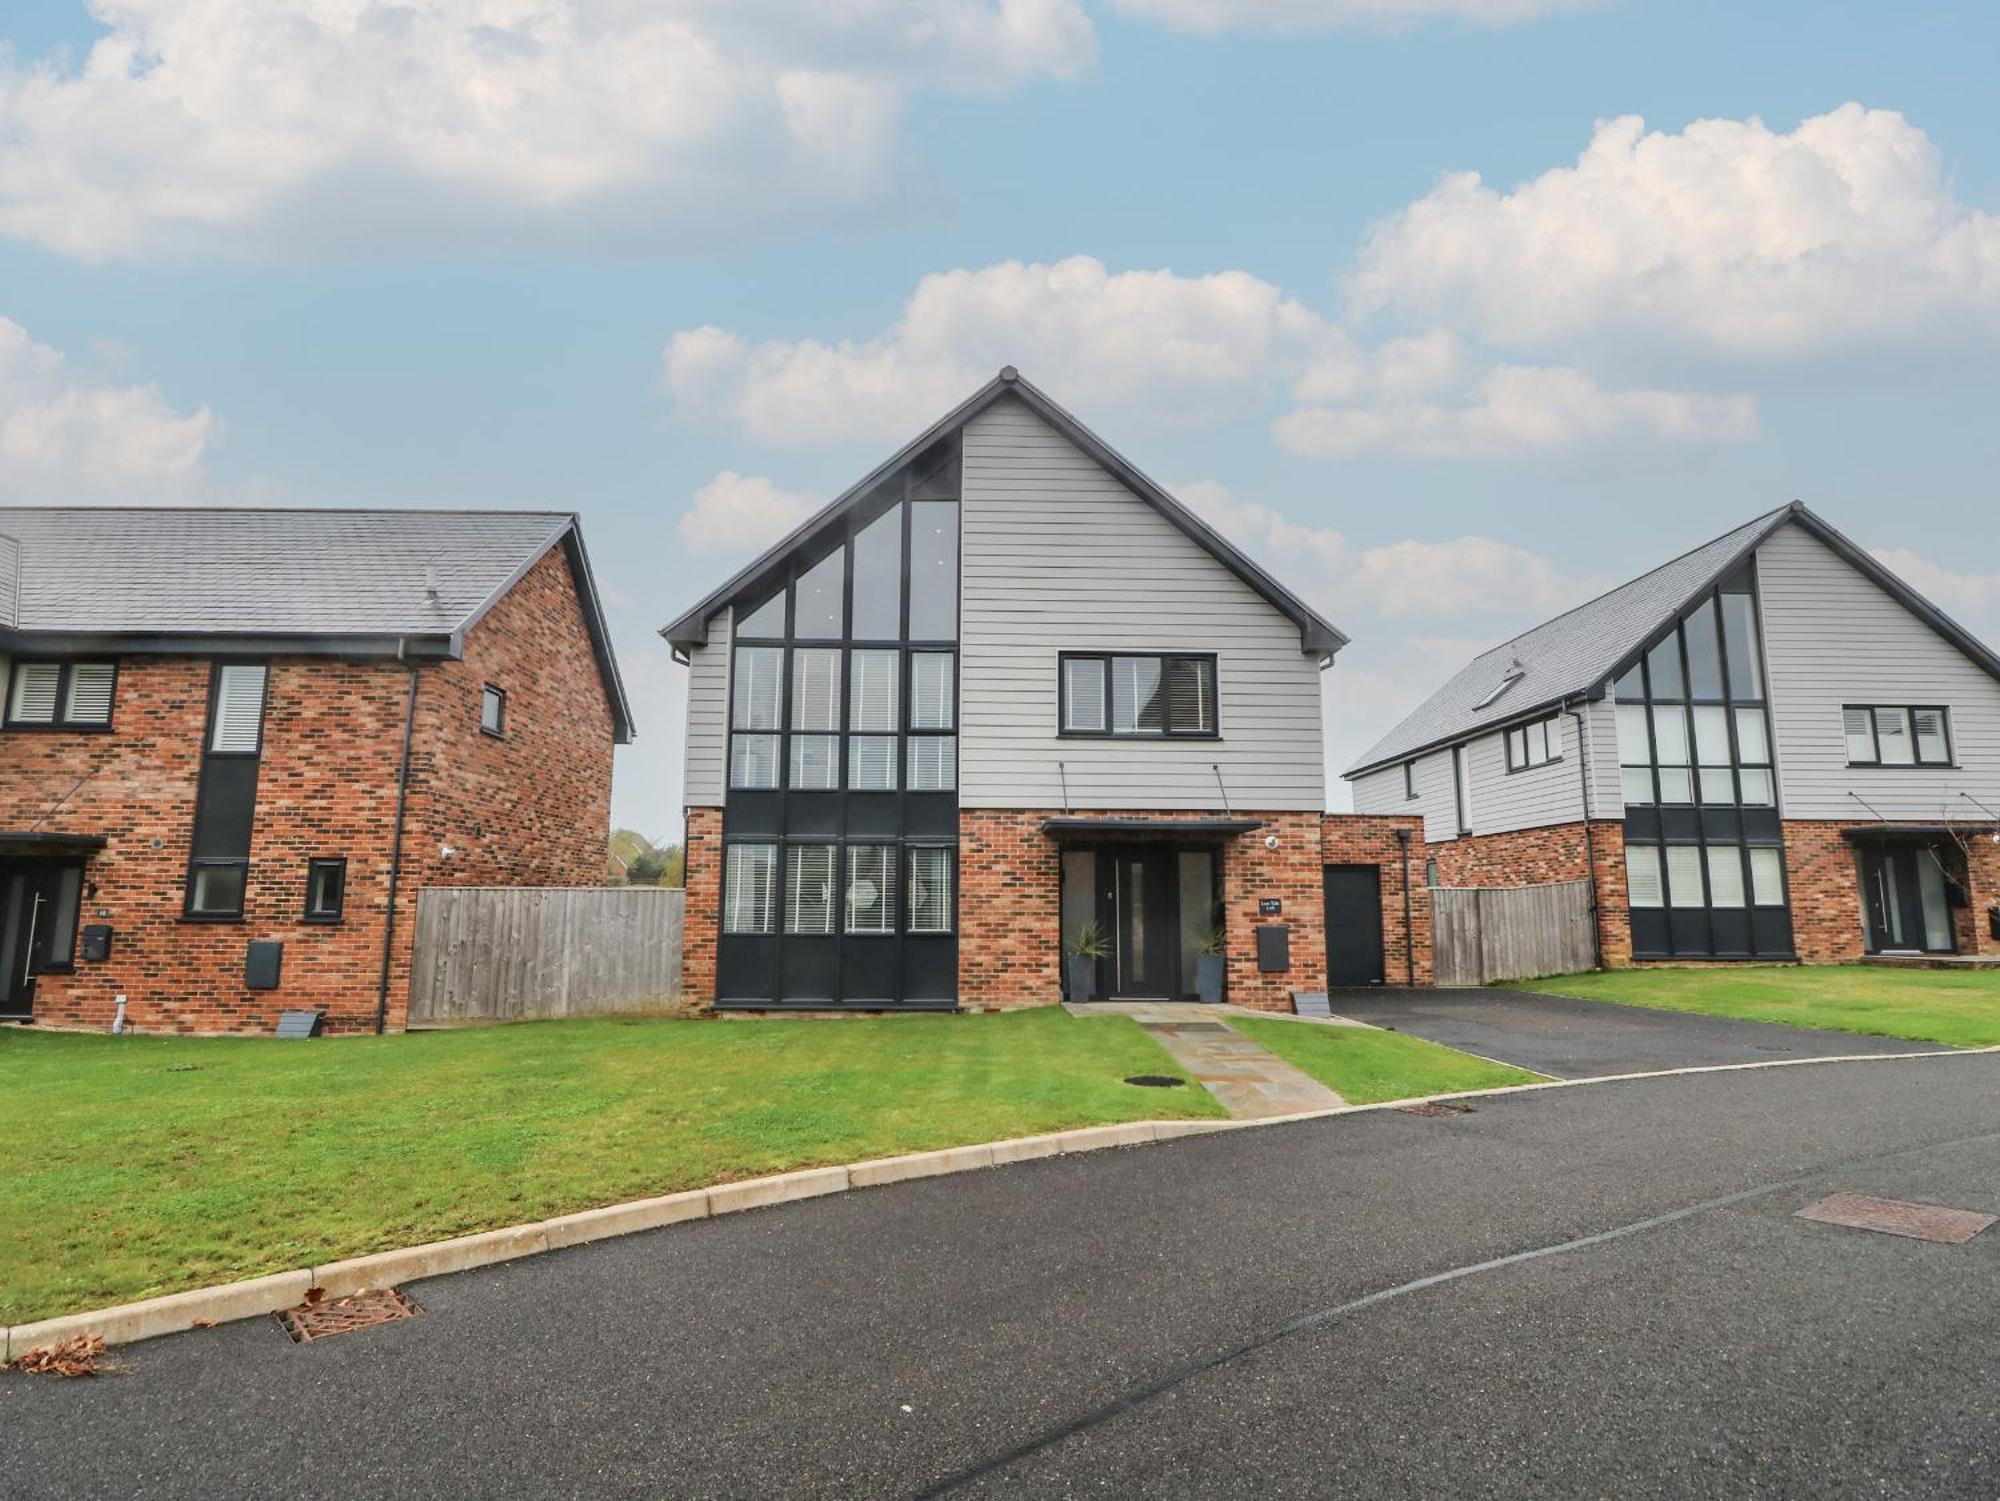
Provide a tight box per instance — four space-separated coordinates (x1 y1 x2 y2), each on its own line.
959 397 1326 811
682 606 732 809
1758 523 2000 822
1351 753 1455 843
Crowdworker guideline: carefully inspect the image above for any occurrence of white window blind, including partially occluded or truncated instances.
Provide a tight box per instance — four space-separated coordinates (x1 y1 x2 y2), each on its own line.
723 845 777 933
908 736 956 791
1842 707 1875 762
910 652 954 730
1624 845 1664 909
1705 847 1747 907
210 665 267 753
62 664 116 725
730 734 779 790
1165 658 1214 734
8 662 61 724
1063 659 1105 733
1110 657 1164 734
1749 847 1785 906
908 847 952 933
786 845 836 934
789 735 838 790
848 735 897 791
849 650 899 732
732 647 782 730
791 649 842 732
1665 846 1705 909
1911 708 1951 764
845 846 894 934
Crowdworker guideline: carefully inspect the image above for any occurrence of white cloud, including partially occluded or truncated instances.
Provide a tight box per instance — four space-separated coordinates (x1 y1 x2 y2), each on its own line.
0 0 1096 260
1350 103 2000 356
1277 364 1758 460
1110 0 1594 33
0 315 215 496
1870 547 2000 629
666 255 1336 445
678 470 819 554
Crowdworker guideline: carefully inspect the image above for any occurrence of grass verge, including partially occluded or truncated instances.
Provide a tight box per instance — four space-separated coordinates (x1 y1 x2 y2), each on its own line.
1506 965 2000 1048
0 1008 1222 1327
1221 1015 1545 1103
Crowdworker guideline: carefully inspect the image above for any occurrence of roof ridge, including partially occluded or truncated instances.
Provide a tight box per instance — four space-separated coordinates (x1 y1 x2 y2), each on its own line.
0 505 575 518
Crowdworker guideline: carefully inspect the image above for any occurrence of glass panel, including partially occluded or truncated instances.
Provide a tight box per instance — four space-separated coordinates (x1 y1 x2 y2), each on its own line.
1645 634 1684 700
907 438 960 500
1705 847 1747 906
1875 707 1914 765
1613 662 1646 704
0 873 21 986
845 846 894 935
1112 657 1165 734
906 501 958 640
1165 658 1215 734
1734 708 1769 764
1651 705 1690 765
1624 845 1664 908
480 686 505 734
1918 853 1953 951
849 506 903 640
1748 847 1785 906
1720 592 1762 699
1507 727 1526 768
1063 659 1105 732
731 647 782 731
63 664 116 724
189 862 247 915
848 735 897 791
1912 708 1951 765
1843 707 1876 763
723 845 777 933
908 736 956 791
735 591 785 638
8 662 60 723
910 652 954 730
1683 600 1724 699
306 862 344 919
792 550 845 639
1657 767 1694 804
1455 748 1474 830
1061 850 1097 956
1737 768 1775 806
1621 767 1656 806
789 735 838 790
1616 703 1652 766
1664 845 1705 908
729 733 779 790
1699 767 1736 805
46 867 83 964
785 846 836 934
791 648 842 732
849 649 900 732
908 848 952 933
210 664 267 753
1693 705 1731 764
1177 851 1215 994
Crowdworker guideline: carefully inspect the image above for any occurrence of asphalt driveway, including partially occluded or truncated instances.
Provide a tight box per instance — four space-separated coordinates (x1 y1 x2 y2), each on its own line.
5 1051 2000 1498
1329 986 1937 1078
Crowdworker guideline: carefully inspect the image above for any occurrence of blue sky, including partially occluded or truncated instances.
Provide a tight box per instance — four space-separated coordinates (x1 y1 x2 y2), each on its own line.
3 0 1997 839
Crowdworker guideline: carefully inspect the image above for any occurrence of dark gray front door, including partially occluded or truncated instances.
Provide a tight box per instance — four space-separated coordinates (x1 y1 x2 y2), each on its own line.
1324 864 1386 986
0 861 81 1019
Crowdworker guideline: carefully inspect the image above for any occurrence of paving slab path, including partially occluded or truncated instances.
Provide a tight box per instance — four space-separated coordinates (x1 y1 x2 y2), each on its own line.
1068 1002 1348 1117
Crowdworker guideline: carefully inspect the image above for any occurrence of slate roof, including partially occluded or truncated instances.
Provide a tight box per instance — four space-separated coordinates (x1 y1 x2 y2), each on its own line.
661 367 1349 658
1344 501 2000 779
0 507 632 741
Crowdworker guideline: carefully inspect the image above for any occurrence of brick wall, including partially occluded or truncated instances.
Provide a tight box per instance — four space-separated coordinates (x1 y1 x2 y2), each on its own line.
1782 820 2000 964
9 545 614 1035
1321 814 1433 986
680 806 723 1005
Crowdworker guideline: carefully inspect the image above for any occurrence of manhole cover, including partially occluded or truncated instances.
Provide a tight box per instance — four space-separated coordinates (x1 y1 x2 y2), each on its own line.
1794 1193 1996 1244
1124 1074 1187 1088
275 1288 420 1344
1399 1100 1476 1118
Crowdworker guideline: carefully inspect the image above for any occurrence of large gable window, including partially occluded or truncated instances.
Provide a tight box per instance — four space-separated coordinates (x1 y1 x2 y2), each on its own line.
6 661 117 729
1059 654 1217 737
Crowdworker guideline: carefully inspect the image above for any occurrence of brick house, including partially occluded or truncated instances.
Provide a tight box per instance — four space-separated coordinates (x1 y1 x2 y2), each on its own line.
1348 502 2000 967
0 508 631 1034
665 368 1429 1013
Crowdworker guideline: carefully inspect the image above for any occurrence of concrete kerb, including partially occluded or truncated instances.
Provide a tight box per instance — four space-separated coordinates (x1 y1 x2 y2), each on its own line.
8 1045 1992 1363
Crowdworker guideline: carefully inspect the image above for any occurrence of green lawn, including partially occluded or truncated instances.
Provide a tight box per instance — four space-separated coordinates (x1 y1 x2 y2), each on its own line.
0 1009 1223 1327
1221 1014 1545 1103
1508 966 2000 1048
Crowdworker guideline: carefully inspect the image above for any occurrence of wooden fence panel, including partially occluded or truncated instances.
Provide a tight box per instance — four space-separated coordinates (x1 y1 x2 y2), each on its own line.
1431 880 1595 986
408 886 684 1026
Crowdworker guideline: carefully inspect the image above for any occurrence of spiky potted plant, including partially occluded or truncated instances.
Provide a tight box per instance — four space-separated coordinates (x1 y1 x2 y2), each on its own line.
1191 924 1227 1003
1064 920 1110 1002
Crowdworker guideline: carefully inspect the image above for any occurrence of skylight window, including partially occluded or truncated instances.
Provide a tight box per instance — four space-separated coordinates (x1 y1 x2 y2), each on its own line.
1473 660 1526 711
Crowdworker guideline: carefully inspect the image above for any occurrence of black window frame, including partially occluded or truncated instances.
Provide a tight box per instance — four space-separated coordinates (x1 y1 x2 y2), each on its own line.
183 658 269 923
1503 715 1563 773
303 857 347 924
3 659 119 732
1843 704 1954 768
184 857 250 921
480 684 508 738
1056 652 1220 739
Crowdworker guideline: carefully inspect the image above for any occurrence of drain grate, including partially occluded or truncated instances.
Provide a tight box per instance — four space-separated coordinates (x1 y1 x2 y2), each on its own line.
1399 1100 1477 1118
1794 1193 1996 1245
1124 1074 1188 1088
275 1288 420 1344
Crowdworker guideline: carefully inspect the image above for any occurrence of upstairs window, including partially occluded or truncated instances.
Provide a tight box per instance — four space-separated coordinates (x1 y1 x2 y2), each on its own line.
1845 706 1952 767
6 661 117 729
210 664 268 754
1505 717 1561 771
1403 760 1418 800
1059 654 1217 737
304 858 347 922
480 684 507 737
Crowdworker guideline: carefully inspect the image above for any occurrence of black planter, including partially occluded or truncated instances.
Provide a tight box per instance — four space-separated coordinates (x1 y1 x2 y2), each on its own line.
1195 953 1225 1004
1065 953 1097 1002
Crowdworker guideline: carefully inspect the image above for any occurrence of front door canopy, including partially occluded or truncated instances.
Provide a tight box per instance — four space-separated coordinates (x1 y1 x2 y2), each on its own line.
1041 818 1264 842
